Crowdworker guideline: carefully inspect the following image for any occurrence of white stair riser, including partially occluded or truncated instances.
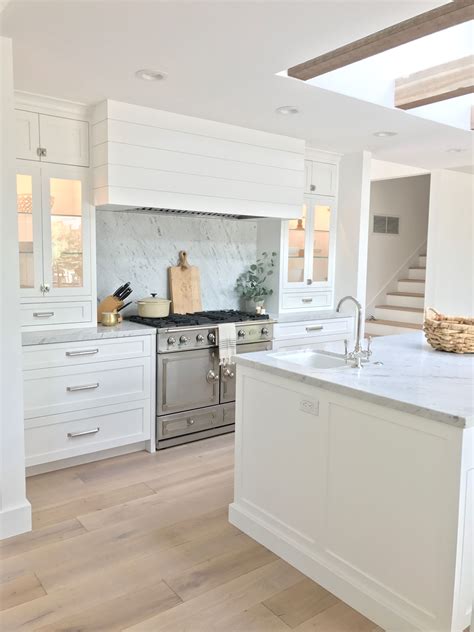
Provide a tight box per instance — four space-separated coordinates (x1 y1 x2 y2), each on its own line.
365 322 420 337
398 280 425 293
374 307 424 325
418 255 427 267
386 295 425 309
408 267 426 280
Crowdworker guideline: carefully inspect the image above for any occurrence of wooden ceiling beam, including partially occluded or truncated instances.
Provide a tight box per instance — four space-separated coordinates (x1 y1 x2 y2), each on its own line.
287 1 474 81
395 55 474 110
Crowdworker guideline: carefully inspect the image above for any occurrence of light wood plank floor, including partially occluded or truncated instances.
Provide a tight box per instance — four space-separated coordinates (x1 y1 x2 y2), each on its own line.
0 434 385 631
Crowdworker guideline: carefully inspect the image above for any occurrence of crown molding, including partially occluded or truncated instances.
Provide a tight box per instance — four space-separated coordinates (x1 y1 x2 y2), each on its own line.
14 91 90 120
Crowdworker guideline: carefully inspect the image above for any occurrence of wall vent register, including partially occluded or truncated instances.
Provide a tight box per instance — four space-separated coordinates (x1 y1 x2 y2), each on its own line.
373 215 400 235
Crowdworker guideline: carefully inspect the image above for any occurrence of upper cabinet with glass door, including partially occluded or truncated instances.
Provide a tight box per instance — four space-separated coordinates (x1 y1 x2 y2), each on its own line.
16 164 91 301
283 195 336 291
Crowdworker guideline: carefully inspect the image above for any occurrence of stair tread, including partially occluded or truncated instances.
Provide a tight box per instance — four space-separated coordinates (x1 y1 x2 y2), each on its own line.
375 304 424 313
399 278 426 283
409 266 426 270
366 319 423 330
387 292 425 298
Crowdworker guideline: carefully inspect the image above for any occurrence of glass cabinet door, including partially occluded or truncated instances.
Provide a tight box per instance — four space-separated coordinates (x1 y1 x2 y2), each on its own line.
16 164 44 297
41 166 90 296
311 200 332 283
285 201 310 287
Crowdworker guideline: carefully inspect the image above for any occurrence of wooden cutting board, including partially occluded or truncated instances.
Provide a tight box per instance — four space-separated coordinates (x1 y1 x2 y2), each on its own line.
168 251 202 314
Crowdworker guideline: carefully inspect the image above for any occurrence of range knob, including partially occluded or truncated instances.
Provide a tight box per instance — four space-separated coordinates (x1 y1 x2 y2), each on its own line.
167 336 176 346
207 332 216 343
261 327 269 336
196 334 204 343
179 335 190 345
238 329 246 338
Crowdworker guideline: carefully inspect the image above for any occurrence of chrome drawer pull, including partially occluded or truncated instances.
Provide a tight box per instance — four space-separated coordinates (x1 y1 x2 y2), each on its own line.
306 325 324 332
67 427 100 438
33 312 54 318
66 349 99 357
66 383 99 392
187 418 195 426
301 298 313 304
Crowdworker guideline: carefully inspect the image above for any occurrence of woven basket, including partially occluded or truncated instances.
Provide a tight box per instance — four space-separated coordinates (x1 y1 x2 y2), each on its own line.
423 308 474 353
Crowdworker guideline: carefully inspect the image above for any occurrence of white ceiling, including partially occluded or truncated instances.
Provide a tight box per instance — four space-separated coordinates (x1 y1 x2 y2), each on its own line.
1 0 473 170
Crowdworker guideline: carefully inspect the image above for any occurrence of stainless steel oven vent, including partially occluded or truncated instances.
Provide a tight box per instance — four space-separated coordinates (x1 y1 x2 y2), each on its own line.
114 207 253 220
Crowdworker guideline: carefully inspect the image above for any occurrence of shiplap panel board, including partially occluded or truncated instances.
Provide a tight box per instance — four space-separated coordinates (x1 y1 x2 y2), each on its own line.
94 164 300 205
94 186 298 219
93 141 303 189
93 100 303 153
92 119 303 171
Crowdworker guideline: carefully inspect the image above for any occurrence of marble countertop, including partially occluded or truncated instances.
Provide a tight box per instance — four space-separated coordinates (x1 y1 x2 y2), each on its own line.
272 310 352 323
22 321 156 346
236 332 474 428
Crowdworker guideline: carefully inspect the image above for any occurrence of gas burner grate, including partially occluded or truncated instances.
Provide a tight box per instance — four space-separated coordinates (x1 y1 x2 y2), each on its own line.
127 309 270 328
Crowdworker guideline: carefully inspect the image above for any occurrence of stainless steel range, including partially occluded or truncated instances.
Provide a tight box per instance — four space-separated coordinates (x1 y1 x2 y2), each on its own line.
128 311 274 449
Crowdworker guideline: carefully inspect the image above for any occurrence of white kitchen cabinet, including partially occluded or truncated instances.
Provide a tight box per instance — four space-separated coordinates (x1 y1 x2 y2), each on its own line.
23 335 156 469
304 159 337 196
15 109 89 167
273 317 354 354
16 161 95 328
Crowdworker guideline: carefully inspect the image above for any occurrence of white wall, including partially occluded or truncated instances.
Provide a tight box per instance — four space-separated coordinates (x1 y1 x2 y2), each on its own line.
366 175 430 313
425 170 474 315
371 159 428 182
0 37 31 539
335 151 372 321
96 211 257 313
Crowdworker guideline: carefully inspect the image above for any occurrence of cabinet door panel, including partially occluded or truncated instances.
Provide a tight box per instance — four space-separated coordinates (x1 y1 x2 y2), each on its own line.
41 165 92 297
16 162 44 298
39 114 89 167
311 161 337 196
16 110 40 161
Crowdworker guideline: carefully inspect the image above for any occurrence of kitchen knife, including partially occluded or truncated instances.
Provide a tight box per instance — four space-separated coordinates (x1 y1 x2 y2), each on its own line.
113 283 126 297
117 301 132 312
119 287 133 301
117 282 131 299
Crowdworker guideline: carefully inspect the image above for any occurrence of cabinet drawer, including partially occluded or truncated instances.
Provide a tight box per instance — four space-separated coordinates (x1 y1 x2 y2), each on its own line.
281 291 332 311
275 317 353 341
23 336 152 370
21 302 92 327
24 358 150 419
25 401 150 466
158 405 226 440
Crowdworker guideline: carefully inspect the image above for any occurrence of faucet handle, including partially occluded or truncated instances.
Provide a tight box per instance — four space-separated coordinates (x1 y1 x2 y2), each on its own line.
343 339 349 358
366 335 372 357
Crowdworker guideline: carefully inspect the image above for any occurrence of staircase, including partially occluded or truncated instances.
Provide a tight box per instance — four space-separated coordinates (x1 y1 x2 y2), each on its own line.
366 255 426 336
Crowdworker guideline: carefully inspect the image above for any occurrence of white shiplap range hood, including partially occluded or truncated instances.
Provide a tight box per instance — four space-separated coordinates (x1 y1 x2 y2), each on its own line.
92 100 304 220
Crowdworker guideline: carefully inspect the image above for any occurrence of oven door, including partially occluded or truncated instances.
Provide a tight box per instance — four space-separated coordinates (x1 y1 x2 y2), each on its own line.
158 348 220 416
220 341 273 404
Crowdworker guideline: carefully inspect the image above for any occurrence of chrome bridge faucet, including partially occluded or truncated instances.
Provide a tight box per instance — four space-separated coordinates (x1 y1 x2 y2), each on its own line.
336 295 372 369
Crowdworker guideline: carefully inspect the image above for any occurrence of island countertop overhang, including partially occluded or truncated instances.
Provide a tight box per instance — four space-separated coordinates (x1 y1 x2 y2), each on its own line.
236 332 473 428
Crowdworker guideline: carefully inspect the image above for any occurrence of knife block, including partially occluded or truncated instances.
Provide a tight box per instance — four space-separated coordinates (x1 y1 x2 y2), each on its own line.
97 295 123 320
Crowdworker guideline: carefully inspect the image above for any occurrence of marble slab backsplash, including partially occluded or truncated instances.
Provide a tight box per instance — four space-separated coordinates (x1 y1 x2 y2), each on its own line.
96 211 258 314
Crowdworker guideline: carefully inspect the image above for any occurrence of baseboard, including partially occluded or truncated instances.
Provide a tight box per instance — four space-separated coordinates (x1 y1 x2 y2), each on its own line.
26 441 148 476
229 502 436 632
0 499 32 540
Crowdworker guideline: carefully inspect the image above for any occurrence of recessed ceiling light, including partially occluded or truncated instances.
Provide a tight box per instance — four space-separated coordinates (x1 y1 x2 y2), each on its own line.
276 105 299 115
135 69 167 82
446 147 466 153
373 131 397 137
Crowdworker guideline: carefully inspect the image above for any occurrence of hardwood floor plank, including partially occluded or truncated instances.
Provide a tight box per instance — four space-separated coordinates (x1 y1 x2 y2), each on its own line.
223 603 292 631
0 519 86 561
165 539 276 601
263 578 340 628
77 474 233 531
294 601 383 631
0 571 46 612
124 559 305 631
32 482 155 529
36 580 181 632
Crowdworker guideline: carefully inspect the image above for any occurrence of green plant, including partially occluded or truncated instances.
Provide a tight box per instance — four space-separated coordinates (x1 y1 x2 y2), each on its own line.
235 251 277 302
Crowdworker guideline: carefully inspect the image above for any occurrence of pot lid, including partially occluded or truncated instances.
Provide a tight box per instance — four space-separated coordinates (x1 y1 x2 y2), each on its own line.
136 293 170 304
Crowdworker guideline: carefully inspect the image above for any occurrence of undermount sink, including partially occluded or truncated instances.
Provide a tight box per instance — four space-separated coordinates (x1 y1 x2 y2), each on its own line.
270 349 348 370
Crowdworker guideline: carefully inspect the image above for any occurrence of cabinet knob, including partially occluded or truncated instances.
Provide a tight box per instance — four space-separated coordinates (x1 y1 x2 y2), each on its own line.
306 278 313 285
310 184 316 191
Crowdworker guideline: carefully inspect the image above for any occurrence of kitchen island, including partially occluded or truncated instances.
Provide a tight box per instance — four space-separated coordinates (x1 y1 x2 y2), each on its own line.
229 333 473 632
